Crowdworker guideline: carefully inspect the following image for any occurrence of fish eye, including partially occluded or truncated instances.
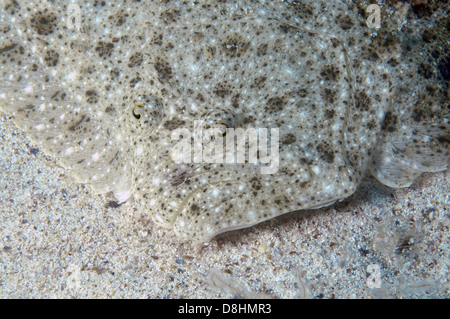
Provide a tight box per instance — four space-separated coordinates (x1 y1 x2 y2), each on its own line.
200 109 239 146
201 109 239 130
130 96 165 135
132 104 143 120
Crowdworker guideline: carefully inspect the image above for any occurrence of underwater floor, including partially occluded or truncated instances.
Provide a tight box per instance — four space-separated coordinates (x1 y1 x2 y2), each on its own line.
1 112 448 298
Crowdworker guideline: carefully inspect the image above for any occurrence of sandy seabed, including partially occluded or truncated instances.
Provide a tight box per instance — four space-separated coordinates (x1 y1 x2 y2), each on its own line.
0 112 448 298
